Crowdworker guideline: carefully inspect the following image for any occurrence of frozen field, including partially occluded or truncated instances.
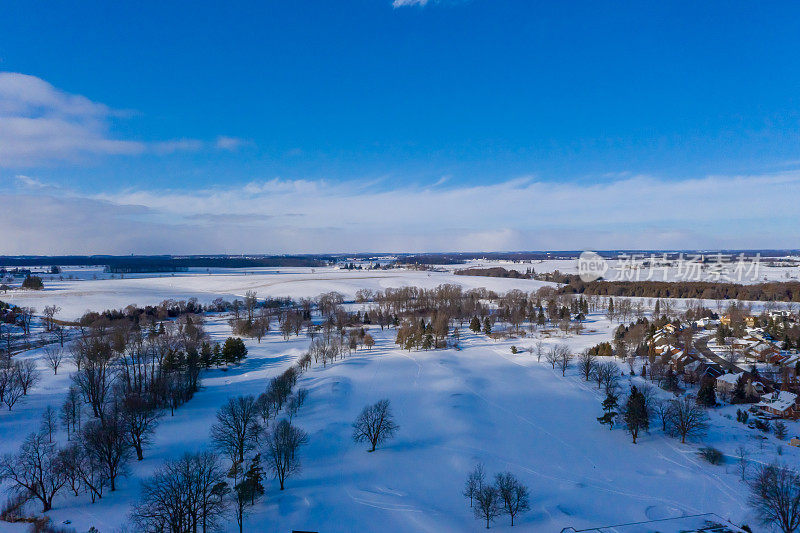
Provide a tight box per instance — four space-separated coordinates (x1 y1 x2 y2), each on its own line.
5 257 800 322
2 266 550 321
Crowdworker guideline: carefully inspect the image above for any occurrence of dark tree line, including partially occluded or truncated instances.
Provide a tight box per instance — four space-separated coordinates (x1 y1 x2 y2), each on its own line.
560 277 800 303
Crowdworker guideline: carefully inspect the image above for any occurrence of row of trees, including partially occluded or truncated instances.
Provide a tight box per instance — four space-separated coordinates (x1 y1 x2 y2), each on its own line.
0 397 138 513
0 312 227 518
131 357 311 533
560 277 800 303
129 362 401 532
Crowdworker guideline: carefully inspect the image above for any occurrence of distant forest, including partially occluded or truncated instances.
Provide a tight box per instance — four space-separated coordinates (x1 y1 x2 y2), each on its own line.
454 267 533 279
455 266 800 302
560 278 800 302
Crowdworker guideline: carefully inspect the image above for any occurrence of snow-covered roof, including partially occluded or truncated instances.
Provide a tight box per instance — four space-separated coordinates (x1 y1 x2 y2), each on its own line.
757 390 798 413
716 373 743 385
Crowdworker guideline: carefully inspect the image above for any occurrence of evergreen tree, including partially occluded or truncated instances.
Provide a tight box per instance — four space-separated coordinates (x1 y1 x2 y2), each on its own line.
697 377 717 407
243 454 265 505
597 391 619 429
201 341 213 368
732 375 748 404
483 317 492 335
222 337 248 364
212 343 223 366
774 420 788 440
422 334 433 350
663 368 679 392
469 316 481 333
623 386 649 443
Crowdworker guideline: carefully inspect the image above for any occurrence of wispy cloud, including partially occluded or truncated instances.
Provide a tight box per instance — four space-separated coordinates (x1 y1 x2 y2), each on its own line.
14 174 48 189
0 73 248 167
215 136 251 151
2 171 798 254
392 0 431 7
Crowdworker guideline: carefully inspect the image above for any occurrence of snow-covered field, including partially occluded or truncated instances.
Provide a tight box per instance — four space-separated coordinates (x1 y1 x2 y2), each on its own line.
1 269 794 532
4 257 799 322
2 267 550 321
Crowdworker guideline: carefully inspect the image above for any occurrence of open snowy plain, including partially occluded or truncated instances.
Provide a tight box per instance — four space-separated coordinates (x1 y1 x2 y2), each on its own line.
0 267 792 532
3 266 548 322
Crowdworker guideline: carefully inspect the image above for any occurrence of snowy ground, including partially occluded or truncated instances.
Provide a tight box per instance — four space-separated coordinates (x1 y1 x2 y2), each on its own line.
2 266 550 321
1 305 791 532
4 258 799 323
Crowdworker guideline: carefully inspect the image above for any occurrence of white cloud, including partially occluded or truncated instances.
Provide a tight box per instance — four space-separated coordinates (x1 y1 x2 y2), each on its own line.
0 73 144 167
2 171 798 254
14 174 47 189
215 136 250 151
393 0 430 6
0 72 247 167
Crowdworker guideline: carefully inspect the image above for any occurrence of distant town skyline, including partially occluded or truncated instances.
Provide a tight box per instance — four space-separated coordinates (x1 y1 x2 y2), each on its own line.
2 1 800 253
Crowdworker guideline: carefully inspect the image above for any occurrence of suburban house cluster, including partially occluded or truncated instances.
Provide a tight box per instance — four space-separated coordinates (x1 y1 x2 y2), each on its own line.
648 310 800 422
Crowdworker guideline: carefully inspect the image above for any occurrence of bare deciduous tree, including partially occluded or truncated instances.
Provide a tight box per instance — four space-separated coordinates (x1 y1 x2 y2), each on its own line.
265 419 308 490
544 347 558 369
735 445 749 481
40 405 58 443
652 399 671 432
463 462 485 507
71 338 115 418
1 366 24 411
495 472 530 526
15 359 40 395
595 361 621 395
42 305 61 332
749 463 800 533
0 432 67 512
131 451 230 533
555 345 573 377
82 406 130 491
534 340 545 363
43 345 65 375
577 350 597 382
211 395 262 466
352 399 399 452
666 396 709 443
61 385 82 438
474 484 502 529
121 392 162 461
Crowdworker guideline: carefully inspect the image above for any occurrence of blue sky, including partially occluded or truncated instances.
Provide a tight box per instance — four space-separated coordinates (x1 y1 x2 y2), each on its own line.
2 1 800 254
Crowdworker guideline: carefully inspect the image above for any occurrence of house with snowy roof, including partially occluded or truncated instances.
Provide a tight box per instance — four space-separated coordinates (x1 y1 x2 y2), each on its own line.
756 390 799 419
745 341 779 362
715 372 743 394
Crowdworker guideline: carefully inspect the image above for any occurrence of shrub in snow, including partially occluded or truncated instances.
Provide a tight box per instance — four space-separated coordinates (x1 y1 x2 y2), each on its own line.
698 446 724 465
